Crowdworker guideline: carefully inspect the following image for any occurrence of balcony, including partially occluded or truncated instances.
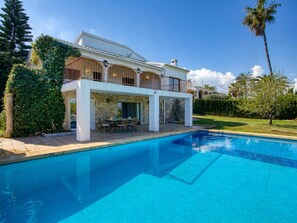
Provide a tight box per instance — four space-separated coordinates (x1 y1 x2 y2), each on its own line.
64 57 187 93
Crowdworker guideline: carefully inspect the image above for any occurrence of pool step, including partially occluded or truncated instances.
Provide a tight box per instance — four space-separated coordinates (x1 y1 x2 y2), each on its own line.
168 152 221 184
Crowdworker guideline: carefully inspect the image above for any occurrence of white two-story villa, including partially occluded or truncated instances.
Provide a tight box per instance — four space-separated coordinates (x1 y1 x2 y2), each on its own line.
60 32 192 141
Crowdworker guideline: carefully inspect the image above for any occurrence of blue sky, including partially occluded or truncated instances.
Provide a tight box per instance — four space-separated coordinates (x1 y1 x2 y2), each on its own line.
2 0 296 92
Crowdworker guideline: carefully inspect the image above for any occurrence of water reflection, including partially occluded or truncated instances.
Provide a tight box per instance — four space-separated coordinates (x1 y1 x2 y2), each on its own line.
0 135 193 222
1 132 297 222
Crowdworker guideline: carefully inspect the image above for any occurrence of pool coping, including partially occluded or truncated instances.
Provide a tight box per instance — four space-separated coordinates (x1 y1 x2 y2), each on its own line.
1 128 296 166
206 129 297 141
0 128 199 166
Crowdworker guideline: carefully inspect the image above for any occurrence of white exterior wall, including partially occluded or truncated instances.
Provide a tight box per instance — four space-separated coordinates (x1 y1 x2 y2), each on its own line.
61 33 192 142
185 97 193 127
149 94 159 132
76 80 90 141
164 66 187 81
62 79 192 141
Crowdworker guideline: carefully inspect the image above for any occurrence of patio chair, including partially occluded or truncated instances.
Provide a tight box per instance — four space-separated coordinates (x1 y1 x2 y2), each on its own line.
128 118 138 132
96 118 110 132
116 119 129 133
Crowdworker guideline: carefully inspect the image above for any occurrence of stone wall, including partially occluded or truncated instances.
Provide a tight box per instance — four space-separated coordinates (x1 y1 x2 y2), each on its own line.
164 98 185 123
91 93 149 124
62 91 185 129
62 91 149 130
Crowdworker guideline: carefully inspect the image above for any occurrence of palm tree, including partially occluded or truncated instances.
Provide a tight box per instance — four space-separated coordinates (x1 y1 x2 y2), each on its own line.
243 0 281 76
235 73 252 99
228 82 239 98
203 84 217 92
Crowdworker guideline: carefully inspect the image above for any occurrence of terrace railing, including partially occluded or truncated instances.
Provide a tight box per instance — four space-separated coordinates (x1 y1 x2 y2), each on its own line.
63 57 188 93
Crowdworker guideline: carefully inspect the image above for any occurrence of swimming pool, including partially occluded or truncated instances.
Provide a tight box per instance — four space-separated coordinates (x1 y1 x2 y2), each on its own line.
1 131 297 222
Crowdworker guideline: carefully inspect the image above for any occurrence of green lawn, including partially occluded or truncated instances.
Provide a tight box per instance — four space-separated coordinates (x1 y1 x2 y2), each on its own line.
193 115 297 137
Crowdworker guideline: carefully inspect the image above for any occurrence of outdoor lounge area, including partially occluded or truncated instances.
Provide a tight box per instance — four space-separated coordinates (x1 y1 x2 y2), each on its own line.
97 117 139 133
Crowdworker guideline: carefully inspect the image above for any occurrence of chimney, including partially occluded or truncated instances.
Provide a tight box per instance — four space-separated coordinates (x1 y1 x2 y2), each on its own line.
170 59 178 67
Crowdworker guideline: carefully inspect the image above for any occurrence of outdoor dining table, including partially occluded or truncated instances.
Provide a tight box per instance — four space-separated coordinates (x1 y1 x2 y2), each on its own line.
105 118 131 132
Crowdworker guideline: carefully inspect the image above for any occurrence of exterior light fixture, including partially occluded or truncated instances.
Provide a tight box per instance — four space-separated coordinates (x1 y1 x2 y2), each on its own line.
113 73 117 78
145 75 150 80
103 60 108 68
136 68 141 73
161 70 165 78
85 69 90 74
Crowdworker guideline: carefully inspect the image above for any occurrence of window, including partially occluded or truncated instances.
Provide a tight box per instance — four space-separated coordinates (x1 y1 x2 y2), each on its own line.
93 71 102 81
122 77 135 86
64 68 80 80
169 77 180 92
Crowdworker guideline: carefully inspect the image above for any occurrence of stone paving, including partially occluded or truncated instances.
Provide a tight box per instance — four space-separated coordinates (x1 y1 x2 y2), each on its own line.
0 124 202 165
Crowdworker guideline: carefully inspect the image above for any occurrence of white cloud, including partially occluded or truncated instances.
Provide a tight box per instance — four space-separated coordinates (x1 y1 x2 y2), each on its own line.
251 65 264 77
188 68 236 93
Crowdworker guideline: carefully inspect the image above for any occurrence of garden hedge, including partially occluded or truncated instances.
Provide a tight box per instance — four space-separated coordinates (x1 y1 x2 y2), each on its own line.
194 98 297 120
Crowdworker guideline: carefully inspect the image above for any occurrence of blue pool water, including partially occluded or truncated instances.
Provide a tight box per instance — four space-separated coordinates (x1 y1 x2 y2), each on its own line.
1 132 297 222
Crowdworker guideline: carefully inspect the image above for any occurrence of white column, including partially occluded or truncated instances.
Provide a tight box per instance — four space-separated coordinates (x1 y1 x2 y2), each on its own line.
185 97 193 127
149 93 159 132
76 80 90 141
136 72 140 87
103 66 108 82
136 70 142 87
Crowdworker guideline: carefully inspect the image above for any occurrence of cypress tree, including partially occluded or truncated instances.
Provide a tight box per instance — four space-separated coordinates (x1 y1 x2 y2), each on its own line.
0 0 32 110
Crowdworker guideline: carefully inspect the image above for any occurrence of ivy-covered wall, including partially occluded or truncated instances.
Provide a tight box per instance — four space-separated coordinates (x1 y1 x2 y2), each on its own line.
3 35 80 136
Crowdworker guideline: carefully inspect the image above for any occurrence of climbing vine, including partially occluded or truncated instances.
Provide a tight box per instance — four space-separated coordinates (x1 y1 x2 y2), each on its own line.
2 35 80 136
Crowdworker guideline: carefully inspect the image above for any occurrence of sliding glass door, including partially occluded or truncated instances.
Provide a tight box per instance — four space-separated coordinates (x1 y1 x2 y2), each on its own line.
119 102 141 120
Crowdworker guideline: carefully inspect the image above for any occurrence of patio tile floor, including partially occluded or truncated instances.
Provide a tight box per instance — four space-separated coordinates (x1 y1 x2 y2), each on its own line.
0 124 202 165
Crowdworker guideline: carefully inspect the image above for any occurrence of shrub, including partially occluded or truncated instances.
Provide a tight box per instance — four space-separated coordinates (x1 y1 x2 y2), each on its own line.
203 94 230 100
4 35 80 136
194 97 297 120
0 111 5 131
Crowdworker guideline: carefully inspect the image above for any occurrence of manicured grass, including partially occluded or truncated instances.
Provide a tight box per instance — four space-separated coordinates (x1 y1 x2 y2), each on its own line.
193 115 297 137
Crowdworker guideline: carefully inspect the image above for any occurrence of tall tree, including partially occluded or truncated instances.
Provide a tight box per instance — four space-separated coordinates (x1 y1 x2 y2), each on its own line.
228 82 239 98
239 74 289 125
0 0 32 108
243 0 281 76
235 72 252 99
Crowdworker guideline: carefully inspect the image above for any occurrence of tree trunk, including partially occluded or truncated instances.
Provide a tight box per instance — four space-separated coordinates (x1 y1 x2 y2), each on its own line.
263 32 273 76
268 117 273 125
